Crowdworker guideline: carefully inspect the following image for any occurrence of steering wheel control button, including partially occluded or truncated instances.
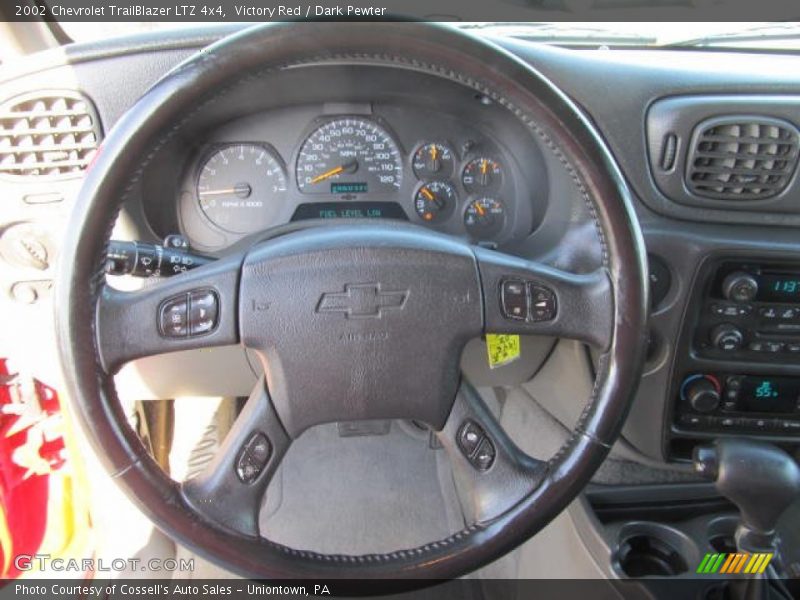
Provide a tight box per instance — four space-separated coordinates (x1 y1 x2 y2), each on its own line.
158 294 189 338
458 420 485 456
457 420 496 471
235 432 272 484
500 279 558 323
501 279 527 320
473 439 496 471
529 286 557 322
189 290 219 336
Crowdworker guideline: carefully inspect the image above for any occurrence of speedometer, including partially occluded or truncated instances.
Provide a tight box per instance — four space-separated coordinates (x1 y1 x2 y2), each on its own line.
296 118 403 194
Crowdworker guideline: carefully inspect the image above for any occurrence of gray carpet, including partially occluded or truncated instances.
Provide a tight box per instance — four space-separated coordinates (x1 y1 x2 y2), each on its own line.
259 420 466 554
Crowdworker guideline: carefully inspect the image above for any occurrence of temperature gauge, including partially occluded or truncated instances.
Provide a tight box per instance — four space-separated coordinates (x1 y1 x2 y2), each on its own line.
462 158 502 193
414 181 457 223
464 197 505 239
412 143 455 179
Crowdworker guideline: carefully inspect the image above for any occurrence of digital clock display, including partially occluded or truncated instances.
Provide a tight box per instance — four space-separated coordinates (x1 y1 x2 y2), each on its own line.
759 274 800 301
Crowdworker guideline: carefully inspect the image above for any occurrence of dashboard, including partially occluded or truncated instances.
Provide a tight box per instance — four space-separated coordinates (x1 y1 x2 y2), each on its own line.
163 66 547 253
3 26 800 467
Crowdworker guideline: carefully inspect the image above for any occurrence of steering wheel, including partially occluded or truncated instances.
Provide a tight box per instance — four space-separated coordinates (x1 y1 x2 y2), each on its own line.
56 22 648 580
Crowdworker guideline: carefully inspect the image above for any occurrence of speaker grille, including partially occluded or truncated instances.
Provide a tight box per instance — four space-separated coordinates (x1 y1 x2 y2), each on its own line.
686 117 799 200
0 90 101 179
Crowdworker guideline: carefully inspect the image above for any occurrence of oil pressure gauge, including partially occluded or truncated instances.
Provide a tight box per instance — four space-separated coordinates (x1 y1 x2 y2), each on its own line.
412 143 455 179
414 181 456 223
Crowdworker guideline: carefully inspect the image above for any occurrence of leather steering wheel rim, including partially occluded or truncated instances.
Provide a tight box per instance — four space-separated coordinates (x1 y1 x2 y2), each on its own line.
56 22 648 580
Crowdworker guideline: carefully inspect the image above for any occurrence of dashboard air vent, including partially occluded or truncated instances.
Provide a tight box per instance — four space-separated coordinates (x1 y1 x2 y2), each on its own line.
0 90 102 179
686 117 800 200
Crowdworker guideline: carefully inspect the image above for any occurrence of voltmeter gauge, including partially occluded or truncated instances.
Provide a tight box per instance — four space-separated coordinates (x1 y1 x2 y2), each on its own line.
464 197 505 239
462 157 502 193
414 181 456 222
412 143 455 179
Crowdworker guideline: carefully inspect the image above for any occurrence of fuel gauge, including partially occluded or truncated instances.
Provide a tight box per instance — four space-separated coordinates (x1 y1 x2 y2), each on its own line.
414 181 456 223
464 197 505 239
413 143 455 179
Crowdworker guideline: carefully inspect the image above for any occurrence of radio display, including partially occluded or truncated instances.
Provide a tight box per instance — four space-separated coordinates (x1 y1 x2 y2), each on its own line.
739 377 800 414
759 274 800 302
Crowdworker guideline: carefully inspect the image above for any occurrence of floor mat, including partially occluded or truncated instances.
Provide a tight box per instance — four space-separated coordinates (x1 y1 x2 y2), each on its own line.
259 420 464 555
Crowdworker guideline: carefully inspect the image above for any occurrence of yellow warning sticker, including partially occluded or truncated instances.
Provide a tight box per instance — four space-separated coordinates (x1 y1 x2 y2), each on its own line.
486 334 521 369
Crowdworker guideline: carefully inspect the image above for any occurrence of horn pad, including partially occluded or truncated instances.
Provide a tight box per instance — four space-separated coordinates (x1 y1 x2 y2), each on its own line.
239 224 484 436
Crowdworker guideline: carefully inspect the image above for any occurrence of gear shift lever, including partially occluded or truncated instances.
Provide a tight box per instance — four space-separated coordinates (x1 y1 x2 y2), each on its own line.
694 439 800 600
693 438 800 555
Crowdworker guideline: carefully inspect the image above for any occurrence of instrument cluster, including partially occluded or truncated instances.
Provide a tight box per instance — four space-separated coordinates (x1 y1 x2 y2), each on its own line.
178 107 540 252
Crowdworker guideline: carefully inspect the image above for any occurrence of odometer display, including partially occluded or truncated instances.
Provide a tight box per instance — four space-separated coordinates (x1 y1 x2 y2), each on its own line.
296 118 403 194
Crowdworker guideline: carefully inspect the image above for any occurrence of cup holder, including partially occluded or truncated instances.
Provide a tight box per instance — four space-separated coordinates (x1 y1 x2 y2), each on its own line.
614 522 697 578
707 515 739 555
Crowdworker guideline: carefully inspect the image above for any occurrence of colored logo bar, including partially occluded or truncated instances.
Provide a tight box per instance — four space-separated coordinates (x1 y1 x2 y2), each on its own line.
696 552 773 575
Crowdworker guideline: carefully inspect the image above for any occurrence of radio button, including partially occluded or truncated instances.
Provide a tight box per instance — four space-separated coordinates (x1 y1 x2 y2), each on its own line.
765 341 785 353
722 272 759 302
786 343 800 353
711 324 744 351
748 342 764 352
759 307 778 319
738 305 753 316
721 304 740 317
679 414 707 428
726 376 743 390
781 420 800 432
779 307 797 319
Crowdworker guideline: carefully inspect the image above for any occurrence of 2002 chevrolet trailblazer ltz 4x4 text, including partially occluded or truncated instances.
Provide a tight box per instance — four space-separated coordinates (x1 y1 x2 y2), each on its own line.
0 7 799 600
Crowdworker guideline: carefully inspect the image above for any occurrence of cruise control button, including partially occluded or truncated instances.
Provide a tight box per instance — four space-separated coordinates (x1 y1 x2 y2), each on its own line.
472 438 496 471
529 285 556 322
457 420 485 457
501 279 527 320
189 290 219 336
159 294 189 338
235 432 272 484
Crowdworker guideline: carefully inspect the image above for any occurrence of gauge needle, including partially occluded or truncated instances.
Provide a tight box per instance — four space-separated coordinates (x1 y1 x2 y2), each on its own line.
420 187 435 201
199 183 252 198
310 160 358 184
475 202 486 217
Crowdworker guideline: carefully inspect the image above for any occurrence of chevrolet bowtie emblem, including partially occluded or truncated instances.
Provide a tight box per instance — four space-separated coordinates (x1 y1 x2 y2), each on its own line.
317 283 409 319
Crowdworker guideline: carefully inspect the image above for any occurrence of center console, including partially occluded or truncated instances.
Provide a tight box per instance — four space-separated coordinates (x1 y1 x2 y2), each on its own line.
667 258 800 460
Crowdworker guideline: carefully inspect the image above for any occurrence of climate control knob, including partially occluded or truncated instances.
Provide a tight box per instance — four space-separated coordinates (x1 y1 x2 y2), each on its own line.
711 323 744 352
682 375 721 413
722 271 759 302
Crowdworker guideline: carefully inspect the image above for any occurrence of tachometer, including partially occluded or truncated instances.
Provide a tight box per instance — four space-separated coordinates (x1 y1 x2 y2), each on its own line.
197 143 287 234
296 118 403 194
